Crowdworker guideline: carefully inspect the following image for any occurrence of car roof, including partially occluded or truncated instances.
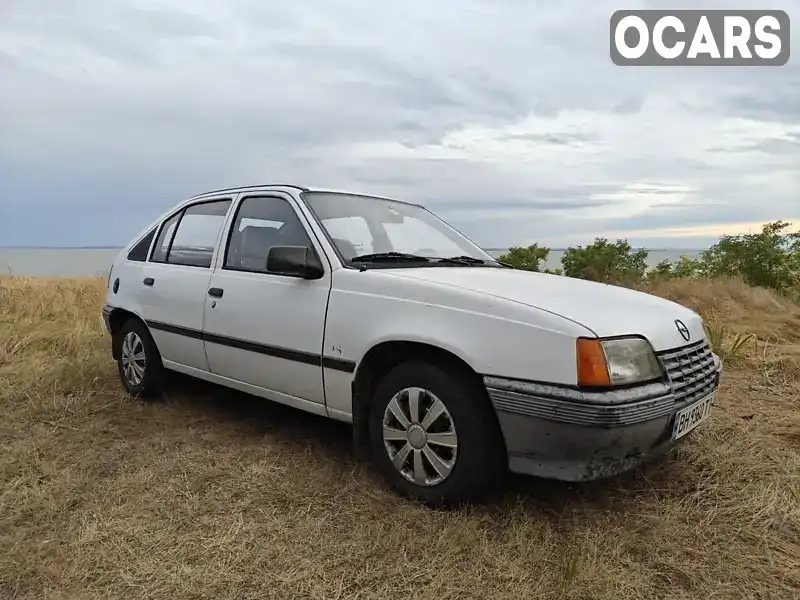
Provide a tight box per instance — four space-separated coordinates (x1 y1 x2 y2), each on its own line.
188 184 309 199
187 184 421 207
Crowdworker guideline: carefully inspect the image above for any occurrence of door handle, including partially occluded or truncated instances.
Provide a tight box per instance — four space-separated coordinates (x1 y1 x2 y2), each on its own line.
208 287 224 298
143 277 154 286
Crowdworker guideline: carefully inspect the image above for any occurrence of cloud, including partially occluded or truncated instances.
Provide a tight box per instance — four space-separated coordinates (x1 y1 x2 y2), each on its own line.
602 219 800 241
0 0 797 248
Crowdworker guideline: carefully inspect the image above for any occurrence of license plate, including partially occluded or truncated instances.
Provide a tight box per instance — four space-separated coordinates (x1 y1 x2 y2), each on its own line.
672 393 715 440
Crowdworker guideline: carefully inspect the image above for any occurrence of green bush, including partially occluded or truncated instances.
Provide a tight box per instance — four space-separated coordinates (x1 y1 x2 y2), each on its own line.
695 220 800 292
646 259 674 284
561 238 648 285
671 255 702 278
648 220 800 292
646 255 702 284
497 244 550 272
498 220 799 294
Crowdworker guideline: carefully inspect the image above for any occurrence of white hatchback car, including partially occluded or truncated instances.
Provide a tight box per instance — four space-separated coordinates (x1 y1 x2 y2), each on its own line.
102 184 723 505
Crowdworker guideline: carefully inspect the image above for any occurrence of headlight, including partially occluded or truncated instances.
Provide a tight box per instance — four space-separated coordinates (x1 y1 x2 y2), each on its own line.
576 337 663 387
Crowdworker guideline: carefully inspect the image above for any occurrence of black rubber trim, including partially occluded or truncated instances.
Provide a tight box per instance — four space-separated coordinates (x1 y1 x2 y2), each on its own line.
146 319 204 340
144 319 356 373
321 356 356 373
203 331 320 366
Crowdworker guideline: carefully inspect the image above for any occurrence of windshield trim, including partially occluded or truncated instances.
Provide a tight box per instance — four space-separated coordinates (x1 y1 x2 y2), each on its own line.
299 190 496 269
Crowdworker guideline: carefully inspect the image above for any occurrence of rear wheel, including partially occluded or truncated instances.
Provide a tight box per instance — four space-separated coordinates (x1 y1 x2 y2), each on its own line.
114 318 164 399
368 361 506 506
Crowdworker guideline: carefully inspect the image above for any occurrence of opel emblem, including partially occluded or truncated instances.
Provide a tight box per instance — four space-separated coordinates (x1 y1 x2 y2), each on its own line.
675 319 690 342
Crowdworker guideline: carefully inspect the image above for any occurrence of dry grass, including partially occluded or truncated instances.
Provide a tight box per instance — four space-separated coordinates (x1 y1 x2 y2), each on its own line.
648 276 800 377
1 275 798 600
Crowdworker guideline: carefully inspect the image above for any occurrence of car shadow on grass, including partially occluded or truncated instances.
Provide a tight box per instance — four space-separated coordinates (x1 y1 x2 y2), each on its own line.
157 372 693 514
500 453 684 517
160 372 355 461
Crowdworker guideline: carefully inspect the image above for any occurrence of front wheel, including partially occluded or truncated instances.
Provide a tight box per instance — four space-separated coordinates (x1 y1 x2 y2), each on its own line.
368 362 506 506
114 318 164 399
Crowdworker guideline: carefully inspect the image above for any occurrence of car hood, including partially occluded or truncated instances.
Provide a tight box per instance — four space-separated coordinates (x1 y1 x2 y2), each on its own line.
382 267 705 351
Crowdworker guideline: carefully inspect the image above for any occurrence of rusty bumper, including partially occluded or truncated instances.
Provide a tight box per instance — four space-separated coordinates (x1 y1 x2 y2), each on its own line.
484 355 723 482
101 304 113 334
101 304 119 360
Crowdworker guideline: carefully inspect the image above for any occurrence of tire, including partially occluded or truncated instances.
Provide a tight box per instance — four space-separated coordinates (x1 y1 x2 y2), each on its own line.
368 361 507 507
113 317 164 399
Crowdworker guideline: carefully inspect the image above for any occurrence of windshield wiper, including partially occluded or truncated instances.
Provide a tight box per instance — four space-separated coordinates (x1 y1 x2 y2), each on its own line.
351 252 431 263
436 255 489 265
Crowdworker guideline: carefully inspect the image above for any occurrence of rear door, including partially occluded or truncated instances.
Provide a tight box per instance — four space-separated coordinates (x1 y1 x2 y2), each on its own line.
137 197 233 371
201 193 331 406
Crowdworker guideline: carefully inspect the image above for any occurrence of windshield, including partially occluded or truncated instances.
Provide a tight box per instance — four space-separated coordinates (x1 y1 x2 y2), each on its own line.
302 191 496 265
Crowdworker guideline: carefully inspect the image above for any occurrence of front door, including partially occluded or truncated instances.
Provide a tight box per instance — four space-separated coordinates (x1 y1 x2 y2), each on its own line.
202 193 331 406
137 197 233 371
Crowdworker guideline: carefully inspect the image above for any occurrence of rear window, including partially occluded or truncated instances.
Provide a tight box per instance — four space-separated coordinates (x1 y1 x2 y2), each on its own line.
168 200 232 267
151 200 232 268
150 212 181 263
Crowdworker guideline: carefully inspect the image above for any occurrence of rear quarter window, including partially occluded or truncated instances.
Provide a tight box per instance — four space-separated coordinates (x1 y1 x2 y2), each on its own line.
127 227 157 262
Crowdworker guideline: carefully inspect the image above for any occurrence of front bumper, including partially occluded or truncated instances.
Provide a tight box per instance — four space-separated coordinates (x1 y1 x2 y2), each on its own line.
485 353 723 482
101 304 113 334
101 304 119 359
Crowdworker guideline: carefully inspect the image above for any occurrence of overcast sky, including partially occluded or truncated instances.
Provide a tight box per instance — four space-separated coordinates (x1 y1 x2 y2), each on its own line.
0 0 797 249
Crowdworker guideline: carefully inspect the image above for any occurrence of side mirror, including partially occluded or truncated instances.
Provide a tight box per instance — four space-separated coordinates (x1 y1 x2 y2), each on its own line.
266 246 324 279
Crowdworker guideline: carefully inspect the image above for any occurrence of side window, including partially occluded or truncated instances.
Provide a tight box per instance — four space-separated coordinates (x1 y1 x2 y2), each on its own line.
127 227 157 262
150 212 181 263
225 196 313 273
322 216 373 259
167 200 232 268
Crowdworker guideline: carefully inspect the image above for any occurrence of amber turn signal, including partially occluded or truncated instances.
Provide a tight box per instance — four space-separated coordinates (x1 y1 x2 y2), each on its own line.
576 338 612 387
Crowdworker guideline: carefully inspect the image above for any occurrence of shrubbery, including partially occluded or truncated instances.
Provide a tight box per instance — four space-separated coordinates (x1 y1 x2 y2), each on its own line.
496 243 550 272
695 220 800 292
497 220 800 294
561 238 648 285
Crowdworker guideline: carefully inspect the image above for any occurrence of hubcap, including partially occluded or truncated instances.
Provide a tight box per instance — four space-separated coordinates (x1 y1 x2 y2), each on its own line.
382 387 458 487
121 332 146 387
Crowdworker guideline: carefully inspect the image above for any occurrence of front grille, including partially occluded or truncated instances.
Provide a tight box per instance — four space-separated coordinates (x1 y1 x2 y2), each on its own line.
657 339 717 405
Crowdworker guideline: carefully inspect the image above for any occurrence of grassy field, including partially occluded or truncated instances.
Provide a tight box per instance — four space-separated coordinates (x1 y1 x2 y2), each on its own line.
1 275 798 600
